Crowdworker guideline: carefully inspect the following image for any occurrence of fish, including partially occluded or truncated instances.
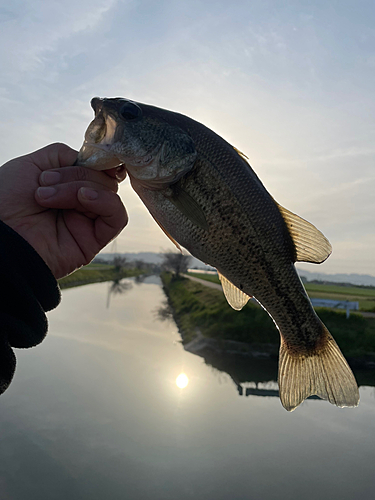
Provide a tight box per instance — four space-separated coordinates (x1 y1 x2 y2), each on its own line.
76 97 359 411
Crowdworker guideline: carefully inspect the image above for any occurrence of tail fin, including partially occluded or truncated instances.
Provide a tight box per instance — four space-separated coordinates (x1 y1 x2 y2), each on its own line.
278 327 359 412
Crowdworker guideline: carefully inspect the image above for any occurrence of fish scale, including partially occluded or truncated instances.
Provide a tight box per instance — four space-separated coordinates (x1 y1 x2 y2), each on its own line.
76 97 359 412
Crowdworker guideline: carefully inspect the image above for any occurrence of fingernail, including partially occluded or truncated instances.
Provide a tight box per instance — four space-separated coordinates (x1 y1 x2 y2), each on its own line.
115 165 127 181
41 171 61 185
37 186 57 199
80 187 98 200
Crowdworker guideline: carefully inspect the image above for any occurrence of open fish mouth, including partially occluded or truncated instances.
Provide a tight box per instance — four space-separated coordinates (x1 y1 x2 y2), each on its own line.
75 143 122 170
76 97 159 171
75 107 123 169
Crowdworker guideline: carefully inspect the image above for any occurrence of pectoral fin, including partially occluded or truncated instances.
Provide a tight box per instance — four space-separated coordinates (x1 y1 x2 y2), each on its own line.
168 189 209 231
218 272 252 311
276 203 332 264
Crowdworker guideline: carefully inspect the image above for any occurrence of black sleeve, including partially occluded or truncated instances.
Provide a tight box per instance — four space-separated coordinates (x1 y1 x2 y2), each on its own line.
0 220 61 394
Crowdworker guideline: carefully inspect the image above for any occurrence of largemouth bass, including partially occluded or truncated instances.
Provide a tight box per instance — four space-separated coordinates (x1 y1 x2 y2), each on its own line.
76 97 359 411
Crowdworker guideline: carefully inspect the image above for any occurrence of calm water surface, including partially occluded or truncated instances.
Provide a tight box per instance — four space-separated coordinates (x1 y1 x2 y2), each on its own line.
0 276 374 500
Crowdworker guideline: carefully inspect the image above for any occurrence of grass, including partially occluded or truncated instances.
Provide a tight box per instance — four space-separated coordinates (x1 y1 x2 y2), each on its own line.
163 273 280 345
318 309 375 358
165 273 375 359
58 265 145 289
304 283 375 312
81 262 114 270
187 272 375 312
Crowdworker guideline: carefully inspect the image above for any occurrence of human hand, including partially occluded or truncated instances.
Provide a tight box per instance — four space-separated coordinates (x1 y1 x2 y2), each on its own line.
0 143 127 279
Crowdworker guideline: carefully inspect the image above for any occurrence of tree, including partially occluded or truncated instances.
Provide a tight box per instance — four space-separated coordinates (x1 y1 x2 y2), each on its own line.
112 255 127 273
161 251 191 277
134 259 146 270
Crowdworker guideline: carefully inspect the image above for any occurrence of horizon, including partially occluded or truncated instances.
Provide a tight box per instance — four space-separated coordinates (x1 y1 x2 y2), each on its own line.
1 1 374 276
95 250 375 285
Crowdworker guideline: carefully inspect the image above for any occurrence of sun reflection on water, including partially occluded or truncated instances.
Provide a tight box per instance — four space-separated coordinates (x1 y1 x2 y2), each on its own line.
176 373 189 389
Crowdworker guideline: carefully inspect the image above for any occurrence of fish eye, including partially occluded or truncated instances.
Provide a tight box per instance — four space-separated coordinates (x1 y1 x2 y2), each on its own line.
119 101 142 120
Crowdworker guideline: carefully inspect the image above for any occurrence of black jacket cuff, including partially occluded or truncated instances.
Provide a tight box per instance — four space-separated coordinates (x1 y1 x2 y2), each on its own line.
0 220 61 394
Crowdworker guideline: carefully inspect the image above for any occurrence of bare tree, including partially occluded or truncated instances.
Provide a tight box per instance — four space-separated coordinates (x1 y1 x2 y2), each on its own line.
161 251 191 277
134 259 146 270
112 255 127 273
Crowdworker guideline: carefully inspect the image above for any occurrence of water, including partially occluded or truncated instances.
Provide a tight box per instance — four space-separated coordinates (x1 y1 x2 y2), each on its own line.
1 276 375 500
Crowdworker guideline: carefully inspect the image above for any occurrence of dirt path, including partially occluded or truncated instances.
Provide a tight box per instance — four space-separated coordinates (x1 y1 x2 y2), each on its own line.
358 311 375 318
183 274 222 291
183 274 375 318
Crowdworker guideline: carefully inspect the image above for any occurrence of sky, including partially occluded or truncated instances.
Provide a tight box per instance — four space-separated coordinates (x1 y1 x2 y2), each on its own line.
0 0 374 276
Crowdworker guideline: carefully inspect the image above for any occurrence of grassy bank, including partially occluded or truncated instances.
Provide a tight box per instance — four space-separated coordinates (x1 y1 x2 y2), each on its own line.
188 272 375 312
58 264 145 289
162 273 278 345
163 273 375 360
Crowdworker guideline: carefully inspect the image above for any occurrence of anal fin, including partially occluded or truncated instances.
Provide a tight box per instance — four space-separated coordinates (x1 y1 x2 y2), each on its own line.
278 327 359 411
218 272 252 311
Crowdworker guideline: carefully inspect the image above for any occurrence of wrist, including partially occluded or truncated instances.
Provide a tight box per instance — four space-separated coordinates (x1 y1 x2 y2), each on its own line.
0 220 61 311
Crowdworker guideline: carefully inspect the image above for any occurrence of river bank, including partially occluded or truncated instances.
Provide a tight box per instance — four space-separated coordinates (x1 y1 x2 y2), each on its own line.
188 271 375 312
58 265 145 289
161 273 375 368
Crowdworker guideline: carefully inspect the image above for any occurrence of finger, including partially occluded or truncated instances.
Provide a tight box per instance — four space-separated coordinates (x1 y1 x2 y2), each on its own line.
35 180 114 210
39 166 119 192
76 188 128 252
28 143 78 171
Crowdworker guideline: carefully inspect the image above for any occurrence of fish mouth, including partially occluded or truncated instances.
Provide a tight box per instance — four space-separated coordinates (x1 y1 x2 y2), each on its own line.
75 142 122 170
77 142 157 171
76 97 157 170
76 99 125 169
91 96 103 115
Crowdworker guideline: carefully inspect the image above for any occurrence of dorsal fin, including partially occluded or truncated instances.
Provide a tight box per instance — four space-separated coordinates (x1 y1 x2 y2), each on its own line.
218 272 252 311
276 203 332 264
233 147 249 161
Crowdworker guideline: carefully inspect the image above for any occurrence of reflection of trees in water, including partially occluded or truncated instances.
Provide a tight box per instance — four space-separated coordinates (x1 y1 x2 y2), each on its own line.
134 274 147 285
352 368 375 388
186 344 375 398
155 300 174 323
203 350 278 394
157 287 375 399
106 278 133 308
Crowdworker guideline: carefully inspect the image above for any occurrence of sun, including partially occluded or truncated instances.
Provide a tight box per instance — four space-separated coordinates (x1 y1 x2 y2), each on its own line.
176 373 189 389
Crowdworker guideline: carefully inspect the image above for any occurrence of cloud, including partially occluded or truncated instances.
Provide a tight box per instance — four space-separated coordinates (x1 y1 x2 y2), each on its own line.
1 0 375 274
0 0 119 77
